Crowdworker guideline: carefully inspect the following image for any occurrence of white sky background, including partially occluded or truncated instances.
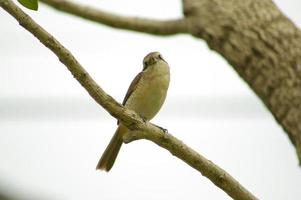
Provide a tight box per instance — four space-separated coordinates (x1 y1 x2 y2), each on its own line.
1 0 301 199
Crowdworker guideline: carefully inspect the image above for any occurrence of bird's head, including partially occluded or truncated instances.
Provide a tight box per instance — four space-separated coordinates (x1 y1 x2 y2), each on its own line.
143 52 166 70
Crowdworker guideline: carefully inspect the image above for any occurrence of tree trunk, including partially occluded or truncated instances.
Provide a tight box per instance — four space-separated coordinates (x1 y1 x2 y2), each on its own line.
183 0 301 163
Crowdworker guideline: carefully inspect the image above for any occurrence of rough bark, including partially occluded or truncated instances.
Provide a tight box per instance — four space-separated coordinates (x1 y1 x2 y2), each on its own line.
183 0 301 164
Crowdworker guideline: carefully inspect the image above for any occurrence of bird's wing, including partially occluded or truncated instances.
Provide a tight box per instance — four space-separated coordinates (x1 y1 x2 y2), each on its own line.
117 71 143 125
122 71 143 106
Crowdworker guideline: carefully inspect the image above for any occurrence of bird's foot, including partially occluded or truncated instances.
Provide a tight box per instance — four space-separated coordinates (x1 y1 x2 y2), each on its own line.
155 124 168 133
140 115 147 123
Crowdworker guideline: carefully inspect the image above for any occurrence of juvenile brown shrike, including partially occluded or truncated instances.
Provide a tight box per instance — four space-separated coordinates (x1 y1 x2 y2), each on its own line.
96 52 170 172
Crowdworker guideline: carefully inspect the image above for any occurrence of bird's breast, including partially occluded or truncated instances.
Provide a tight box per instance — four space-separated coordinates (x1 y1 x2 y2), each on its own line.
125 69 170 120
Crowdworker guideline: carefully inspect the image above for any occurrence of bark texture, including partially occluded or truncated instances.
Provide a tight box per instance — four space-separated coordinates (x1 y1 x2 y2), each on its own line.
183 0 301 164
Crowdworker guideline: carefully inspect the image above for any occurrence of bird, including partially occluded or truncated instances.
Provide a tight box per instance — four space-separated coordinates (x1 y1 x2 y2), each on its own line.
96 52 170 172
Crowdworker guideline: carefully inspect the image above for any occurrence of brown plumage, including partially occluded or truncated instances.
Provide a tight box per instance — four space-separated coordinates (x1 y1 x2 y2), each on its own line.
96 52 170 172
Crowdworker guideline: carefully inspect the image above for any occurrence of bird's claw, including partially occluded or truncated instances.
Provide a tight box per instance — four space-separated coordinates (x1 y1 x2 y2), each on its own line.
140 115 147 123
155 125 168 133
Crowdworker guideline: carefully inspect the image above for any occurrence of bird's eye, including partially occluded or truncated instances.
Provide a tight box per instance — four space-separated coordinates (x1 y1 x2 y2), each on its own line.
144 61 147 66
158 54 162 59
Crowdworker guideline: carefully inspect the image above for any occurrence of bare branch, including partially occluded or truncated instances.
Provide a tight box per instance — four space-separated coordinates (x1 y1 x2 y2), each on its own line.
39 0 189 35
0 0 258 199
123 127 258 200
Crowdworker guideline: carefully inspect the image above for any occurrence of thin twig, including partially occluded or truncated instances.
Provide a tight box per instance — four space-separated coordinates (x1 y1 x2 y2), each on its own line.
0 1 258 199
39 0 189 35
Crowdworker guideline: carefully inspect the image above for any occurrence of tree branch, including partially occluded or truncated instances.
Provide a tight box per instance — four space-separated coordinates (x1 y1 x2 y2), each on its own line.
1 0 258 199
39 0 189 36
181 0 301 164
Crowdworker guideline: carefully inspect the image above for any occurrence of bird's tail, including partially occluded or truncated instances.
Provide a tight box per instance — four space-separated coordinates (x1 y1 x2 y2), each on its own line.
96 125 126 172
